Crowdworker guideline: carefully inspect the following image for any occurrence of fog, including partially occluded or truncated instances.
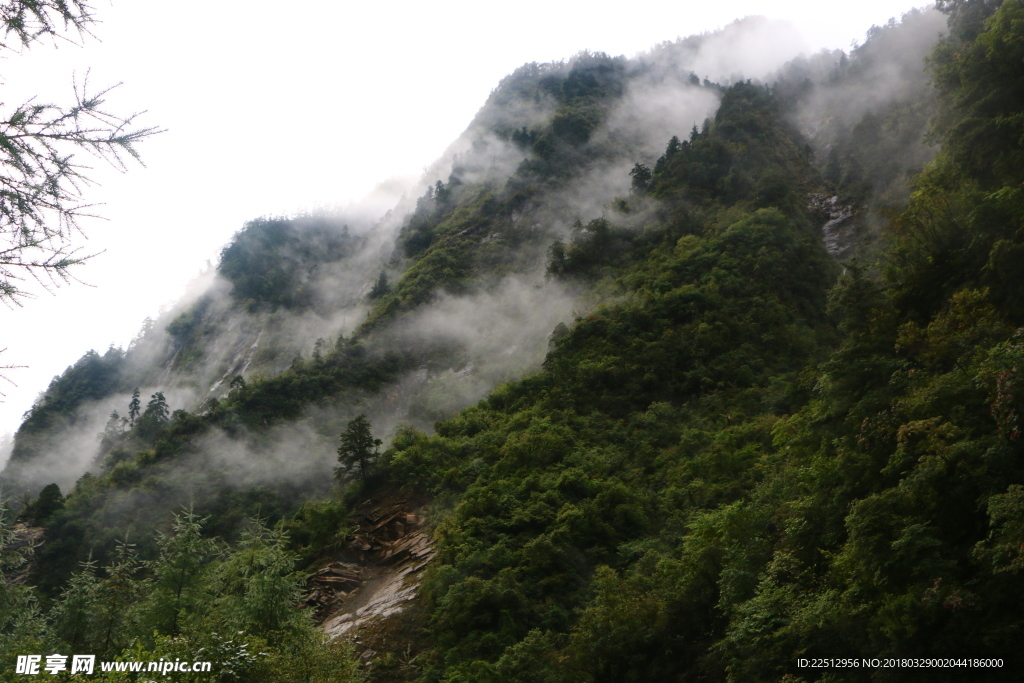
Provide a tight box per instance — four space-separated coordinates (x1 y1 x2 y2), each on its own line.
788 8 947 206
1 10 951 501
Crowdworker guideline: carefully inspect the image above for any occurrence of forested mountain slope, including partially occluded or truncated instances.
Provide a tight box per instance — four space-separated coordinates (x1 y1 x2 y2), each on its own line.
8 3 1024 681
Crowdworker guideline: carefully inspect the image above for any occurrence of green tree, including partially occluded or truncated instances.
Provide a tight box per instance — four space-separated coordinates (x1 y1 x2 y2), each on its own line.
140 509 219 636
0 502 43 652
46 558 100 651
137 391 169 437
144 389 167 421
92 540 144 654
127 387 141 428
20 482 63 524
203 520 301 634
628 163 652 194
335 414 381 484
369 269 390 299
98 409 126 451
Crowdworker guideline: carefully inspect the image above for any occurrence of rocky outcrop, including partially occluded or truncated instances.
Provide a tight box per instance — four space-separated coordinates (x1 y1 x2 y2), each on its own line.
808 193 857 258
307 495 434 640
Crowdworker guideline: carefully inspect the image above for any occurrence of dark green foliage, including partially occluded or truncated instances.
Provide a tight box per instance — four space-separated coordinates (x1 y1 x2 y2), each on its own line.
218 215 354 310
166 295 211 342
369 269 390 299
931 0 1022 189
11 10 1024 681
381 80 844 681
649 83 814 212
628 163 651 195
8 347 124 466
381 13 1024 677
889 0 1024 323
335 414 381 484
224 340 405 429
128 387 140 428
281 496 351 565
136 391 169 438
937 0 1005 41
19 483 63 525
546 219 630 280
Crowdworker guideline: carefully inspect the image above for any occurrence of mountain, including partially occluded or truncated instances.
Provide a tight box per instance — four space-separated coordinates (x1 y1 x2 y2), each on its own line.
7 3 1024 681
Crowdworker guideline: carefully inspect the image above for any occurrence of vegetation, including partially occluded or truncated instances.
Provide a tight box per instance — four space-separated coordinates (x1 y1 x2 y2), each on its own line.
4 4 1024 682
0 507 363 681
0 0 159 306
336 414 382 484
218 216 356 311
378 3 1024 680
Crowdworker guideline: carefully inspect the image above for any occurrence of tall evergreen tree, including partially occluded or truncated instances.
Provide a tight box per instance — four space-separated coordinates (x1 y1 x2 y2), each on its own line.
136 391 169 438
141 509 218 636
127 388 141 428
369 270 390 299
335 415 381 484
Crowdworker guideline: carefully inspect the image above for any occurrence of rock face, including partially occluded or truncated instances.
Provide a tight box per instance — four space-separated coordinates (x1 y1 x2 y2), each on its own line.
808 193 857 258
308 495 435 640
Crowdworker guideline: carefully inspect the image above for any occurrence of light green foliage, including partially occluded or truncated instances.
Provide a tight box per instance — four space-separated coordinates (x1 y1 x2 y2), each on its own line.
140 509 220 636
0 503 44 655
0 509 362 682
201 520 301 635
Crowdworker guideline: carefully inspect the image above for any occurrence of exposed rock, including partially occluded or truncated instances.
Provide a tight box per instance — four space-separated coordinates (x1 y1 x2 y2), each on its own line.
307 494 435 640
808 193 857 258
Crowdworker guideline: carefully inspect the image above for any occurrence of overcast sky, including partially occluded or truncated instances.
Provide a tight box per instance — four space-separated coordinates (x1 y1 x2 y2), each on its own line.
0 0 934 441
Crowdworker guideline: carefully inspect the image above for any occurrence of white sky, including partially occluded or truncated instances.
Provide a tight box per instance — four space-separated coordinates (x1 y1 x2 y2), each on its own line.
0 0 932 440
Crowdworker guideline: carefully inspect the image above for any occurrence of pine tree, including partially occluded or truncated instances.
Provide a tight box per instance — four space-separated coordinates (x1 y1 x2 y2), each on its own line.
47 558 100 651
369 270 390 299
144 392 169 423
93 541 142 654
335 415 381 484
204 520 300 634
137 391 169 438
141 509 218 636
128 388 141 428
0 503 44 651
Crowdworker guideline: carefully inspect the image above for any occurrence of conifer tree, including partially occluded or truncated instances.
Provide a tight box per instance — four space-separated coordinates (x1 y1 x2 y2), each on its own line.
136 391 169 438
204 520 300 634
47 558 100 651
144 391 169 423
141 509 219 636
93 541 142 654
128 388 141 428
0 503 44 651
335 414 381 484
369 270 390 299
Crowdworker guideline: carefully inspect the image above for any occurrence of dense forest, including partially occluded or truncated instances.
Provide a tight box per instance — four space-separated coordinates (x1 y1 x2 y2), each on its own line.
3 1 1024 681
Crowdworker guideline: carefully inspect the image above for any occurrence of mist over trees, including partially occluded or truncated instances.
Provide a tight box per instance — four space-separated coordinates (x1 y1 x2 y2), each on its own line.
5 2 1024 681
